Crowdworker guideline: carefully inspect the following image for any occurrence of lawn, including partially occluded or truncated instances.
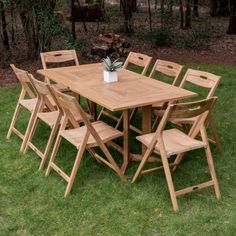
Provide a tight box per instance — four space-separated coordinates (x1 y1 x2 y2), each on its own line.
0 64 235 235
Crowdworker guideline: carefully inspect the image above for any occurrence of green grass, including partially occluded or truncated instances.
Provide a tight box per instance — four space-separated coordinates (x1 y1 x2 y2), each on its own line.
0 64 236 235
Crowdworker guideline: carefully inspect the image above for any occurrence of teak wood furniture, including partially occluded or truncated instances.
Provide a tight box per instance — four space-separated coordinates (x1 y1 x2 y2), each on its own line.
154 68 222 155
22 75 62 170
45 87 125 197
132 97 221 211
41 49 79 91
6 65 39 152
137 59 184 133
38 63 196 172
97 52 152 129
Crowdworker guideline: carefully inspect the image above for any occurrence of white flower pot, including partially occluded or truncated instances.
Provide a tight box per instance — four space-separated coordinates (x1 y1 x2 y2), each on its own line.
103 70 118 83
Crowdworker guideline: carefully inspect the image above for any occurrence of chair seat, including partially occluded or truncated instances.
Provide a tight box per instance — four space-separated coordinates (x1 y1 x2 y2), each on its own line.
60 121 123 148
37 110 92 128
137 128 206 157
20 98 38 112
37 111 60 128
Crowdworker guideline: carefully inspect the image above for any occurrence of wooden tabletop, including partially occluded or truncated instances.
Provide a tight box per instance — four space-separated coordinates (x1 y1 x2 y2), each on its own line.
37 63 196 111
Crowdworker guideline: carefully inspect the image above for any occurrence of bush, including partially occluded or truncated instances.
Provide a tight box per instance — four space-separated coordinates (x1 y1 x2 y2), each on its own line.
136 27 172 47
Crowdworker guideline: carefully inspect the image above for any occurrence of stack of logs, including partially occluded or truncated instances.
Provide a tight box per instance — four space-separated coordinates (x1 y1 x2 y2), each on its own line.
91 33 130 59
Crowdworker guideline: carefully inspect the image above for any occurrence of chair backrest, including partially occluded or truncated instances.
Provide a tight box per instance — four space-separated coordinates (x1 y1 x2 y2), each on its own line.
156 97 217 140
123 52 152 75
10 64 36 100
49 86 91 129
29 75 56 111
149 59 183 86
180 69 221 98
49 87 108 146
41 50 79 83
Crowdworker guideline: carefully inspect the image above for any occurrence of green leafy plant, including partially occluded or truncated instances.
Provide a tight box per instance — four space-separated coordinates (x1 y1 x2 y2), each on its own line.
103 57 123 72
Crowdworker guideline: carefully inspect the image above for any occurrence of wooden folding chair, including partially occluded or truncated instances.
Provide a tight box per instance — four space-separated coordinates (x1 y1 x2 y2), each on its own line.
132 97 221 211
45 87 125 197
6 64 39 152
41 49 92 114
22 75 62 170
147 59 184 132
97 52 152 129
154 68 222 153
40 49 79 90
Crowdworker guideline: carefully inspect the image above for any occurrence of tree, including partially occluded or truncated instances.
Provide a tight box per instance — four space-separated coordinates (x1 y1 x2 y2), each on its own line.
185 0 192 29
14 0 57 58
193 0 199 17
227 0 236 34
71 0 76 39
147 0 152 31
0 0 10 50
120 0 133 33
210 0 218 17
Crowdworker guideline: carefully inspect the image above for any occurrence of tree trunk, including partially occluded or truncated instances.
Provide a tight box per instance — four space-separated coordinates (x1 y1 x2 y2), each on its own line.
218 0 229 16
155 0 158 10
147 0 152 31
227 0 236 34
193 0 199 17
120 0 133 33
0 0 10 50
168 0 173 15
185 0 192 29
132 0 137 13
71 0 76 39
211 0 218 17
179 0 184 29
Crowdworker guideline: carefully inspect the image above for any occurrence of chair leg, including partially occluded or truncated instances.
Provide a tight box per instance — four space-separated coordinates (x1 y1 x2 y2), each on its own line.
160 147 178 211
20 107 38 152
208 115 222 153
97 107 105 120
45 135 62 176
64 134 88 197
152 116 160 131
132 147 154 183
99 143 125 181
6 103 21 139
115 112 123 129
39 119 61 170
23 118 39 154
172 153 185 172
204 146 221 199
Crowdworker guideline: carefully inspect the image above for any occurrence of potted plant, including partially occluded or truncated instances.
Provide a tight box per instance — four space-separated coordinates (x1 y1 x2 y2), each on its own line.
103 56 123 83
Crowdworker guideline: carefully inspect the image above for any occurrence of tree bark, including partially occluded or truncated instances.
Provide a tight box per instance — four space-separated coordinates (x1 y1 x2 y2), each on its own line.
0 0 10 50
147 0 152 31
131 0 137 13
120 0 133 33
218 0 229 16
179 0 184 29
193 0 199 17
185 0 192 29
211 0 218 17
227 0 236 34
71 0 76 39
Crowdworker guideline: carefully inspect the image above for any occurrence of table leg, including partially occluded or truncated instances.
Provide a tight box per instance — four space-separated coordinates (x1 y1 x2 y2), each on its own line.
142 105 152 154
90 101 97 121
121 109 130 173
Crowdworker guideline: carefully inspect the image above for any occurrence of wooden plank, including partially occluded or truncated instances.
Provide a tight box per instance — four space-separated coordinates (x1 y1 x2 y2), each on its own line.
142 105 152 154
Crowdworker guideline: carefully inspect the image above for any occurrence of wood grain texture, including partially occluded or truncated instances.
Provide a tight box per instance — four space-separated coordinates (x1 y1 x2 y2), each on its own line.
38 63 196 112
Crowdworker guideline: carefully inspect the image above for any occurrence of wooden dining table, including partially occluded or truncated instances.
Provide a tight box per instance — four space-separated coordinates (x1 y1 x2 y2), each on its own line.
38 63 196 172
